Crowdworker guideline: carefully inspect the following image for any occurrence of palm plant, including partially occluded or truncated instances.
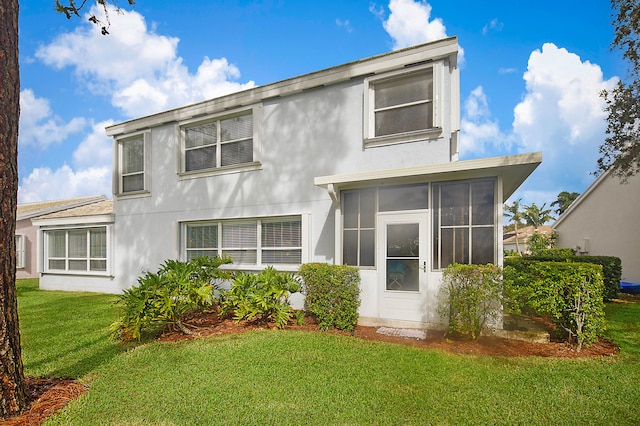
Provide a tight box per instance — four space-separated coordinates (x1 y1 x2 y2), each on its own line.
504 199 525 255
523 202 555 228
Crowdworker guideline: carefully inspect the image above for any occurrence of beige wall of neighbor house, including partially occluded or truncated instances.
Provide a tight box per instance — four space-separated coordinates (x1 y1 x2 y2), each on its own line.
554 171 640 285
503 225 553 255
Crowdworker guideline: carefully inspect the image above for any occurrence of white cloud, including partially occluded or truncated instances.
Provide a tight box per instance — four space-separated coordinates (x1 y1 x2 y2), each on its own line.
18 121 114 203
336 18 353 33
482 18 504 35
72 120 115 168
460 86 512 157
35 5 255 118
19 89 86 148
461 43 618 208
378 0 464 62
18 164 111 204
512 43 618 192
382 0 447 50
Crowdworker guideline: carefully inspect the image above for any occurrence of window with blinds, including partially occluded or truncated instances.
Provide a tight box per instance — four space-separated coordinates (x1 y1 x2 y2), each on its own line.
184 216 302 266
119 135 145 193
44 227 108 273
184 113 253 172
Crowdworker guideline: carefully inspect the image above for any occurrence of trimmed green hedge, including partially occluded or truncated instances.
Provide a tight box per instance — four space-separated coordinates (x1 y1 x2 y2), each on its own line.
504 259 606 351
298 263 361 332
520 255 622 301
536 248 576 258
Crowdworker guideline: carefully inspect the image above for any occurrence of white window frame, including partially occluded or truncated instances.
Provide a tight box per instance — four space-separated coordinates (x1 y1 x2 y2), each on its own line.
363 62 443 148
16 234 25 269
115 131 151 198
431 178 497 270
177 105 262 179
181 214 308 271
42 226 112 276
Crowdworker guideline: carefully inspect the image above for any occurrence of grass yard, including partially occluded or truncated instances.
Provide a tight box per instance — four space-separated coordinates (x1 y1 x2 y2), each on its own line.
15 279 640 425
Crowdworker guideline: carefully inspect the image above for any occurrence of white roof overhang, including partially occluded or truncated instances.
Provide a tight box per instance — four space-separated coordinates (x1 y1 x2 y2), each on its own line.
314 152 542 204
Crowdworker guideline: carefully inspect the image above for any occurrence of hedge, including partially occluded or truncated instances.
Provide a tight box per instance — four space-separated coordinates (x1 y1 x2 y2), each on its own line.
517 255 622 301
298 263 361 332
504 260 606 351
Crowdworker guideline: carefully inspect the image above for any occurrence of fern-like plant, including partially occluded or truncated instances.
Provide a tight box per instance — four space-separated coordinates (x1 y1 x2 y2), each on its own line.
110 255 233 341
218 266 301 329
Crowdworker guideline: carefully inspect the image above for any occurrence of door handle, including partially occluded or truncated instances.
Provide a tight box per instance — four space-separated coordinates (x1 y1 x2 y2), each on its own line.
420 261 427 272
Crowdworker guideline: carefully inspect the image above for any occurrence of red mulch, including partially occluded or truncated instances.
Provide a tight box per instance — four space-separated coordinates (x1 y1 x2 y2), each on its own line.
4 309 619 425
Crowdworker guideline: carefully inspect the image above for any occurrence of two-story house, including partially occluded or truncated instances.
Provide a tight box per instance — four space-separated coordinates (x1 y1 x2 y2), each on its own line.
38 37 541 328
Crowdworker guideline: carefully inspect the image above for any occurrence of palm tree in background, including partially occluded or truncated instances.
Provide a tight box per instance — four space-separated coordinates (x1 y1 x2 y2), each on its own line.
523 202 555 228
504 199 525 255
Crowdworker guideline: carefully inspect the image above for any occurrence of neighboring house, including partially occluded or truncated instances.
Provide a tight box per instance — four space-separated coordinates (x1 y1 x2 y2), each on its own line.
554 170 640 286
57 37 541 329
503 225 553 255
31 199 115 292
16 195 107 279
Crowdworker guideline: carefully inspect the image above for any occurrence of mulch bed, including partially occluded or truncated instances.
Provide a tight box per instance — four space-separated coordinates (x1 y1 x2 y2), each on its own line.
4 309 620 425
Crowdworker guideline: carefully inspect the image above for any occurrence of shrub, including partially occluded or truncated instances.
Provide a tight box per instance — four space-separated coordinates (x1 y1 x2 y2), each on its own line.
536 247 575 258
436 264 503 340
298 263 361 332
527 230 557 256
517 255 622 301
504 259 606 351
218 266 301 329
110 256 233 341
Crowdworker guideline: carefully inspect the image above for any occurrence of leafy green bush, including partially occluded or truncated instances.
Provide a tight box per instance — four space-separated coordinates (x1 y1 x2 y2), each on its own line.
298 263 361 332
518 255 621 301
504 259 606 351
536 247 575 258
110 256 233 341
527 230 558 255
218 266 301 329
436 264 503 340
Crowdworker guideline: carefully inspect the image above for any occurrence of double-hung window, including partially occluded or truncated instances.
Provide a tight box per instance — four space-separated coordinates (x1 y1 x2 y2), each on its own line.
117 132 149 195
365 65 439 146
183 112 253 173
184 216 302 267
432 179 496 269
44 227 109 274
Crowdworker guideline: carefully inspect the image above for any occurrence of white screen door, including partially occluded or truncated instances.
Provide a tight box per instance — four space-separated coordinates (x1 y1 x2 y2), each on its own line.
378 212 428 322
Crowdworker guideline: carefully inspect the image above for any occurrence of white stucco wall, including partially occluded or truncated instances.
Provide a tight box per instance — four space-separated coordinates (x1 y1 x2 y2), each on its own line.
112 71 455 294
555 172 640 285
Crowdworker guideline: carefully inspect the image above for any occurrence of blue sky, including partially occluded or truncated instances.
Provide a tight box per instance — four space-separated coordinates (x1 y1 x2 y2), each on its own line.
18 0 624 212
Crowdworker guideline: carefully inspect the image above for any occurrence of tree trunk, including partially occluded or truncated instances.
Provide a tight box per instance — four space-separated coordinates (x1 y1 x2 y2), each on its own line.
0 0 26 419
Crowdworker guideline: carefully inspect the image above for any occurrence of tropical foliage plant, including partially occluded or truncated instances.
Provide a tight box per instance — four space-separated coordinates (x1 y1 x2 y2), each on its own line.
218 266 301 329
110 255 233 341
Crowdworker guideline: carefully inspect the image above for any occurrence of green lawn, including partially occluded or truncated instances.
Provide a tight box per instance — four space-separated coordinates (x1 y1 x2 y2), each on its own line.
16 279 640 425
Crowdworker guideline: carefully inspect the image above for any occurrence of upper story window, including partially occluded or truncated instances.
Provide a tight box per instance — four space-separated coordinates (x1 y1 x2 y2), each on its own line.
182 111 255 174
364 64 442 147
116 132 149 197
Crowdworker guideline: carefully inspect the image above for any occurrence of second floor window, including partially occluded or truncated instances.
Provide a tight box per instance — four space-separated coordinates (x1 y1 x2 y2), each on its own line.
373 70 433 137
183 113 253 172
119 135 145 193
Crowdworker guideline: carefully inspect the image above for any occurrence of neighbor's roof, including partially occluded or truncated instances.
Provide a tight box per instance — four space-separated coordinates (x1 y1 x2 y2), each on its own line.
35 199 113 220
503 225 553 244
17 195 107 221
